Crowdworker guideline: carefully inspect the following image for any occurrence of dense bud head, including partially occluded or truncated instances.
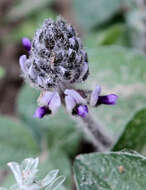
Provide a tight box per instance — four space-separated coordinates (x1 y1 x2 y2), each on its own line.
21 17 89 90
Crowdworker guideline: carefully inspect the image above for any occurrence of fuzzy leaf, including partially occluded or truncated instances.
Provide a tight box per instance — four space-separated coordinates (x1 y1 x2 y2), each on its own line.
6 0 53 22
37 150 71 189
113 108 146 154
83 45 146 141
73 0 134 31
0 116 39 167
74 151 146 190
96 24 127 46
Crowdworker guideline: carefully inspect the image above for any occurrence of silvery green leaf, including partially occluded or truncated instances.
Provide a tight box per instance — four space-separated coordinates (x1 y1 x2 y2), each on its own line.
45 176 65 190
0 188 8 190
41 169 59 187
21 157 39 184
2 157 65 190
25 183 40 190
10 184 18 190
7 162 22 187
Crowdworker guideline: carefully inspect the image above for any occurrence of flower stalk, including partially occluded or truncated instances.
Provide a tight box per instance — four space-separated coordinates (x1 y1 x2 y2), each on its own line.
80 113 113 151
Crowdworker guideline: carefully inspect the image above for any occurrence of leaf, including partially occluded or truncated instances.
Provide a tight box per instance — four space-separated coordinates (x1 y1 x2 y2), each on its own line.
6 0 53 22
2 151 69 190
37 150 71 189
126 9 146 51
74 151 146 190
4 9 56 44
113 108 146 154
72 0 134 31
17 85 82 156
0 116 39 167
82 45 146 140
96 24 127 46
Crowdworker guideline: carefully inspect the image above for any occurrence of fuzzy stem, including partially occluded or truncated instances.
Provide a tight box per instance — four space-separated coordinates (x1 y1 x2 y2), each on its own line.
79 113 113 152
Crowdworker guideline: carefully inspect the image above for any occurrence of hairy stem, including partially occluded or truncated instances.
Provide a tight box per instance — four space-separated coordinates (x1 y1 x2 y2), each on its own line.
79 113 113 152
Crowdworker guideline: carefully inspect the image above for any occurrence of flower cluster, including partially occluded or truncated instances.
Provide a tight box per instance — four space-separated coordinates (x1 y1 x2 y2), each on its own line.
0 157 65 190
20 17 89 90
19 17 118 120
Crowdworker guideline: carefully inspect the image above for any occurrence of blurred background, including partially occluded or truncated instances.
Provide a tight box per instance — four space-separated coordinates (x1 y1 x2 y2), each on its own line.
0 0 146 189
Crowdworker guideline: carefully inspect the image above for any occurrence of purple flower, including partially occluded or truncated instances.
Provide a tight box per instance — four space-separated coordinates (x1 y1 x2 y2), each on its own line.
22 37 31 51
90 85 101 106
65 89 88 118
77 105 88 118
34 106 50 119
37 91 61 114
90 86 118 106
98 94 118 105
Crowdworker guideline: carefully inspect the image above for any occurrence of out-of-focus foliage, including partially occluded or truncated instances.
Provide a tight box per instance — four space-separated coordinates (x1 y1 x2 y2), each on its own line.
6 0 54 22
83 45 146 139
4 9 56 44
74 151 146 190
73 0 135 31
126 9 146 52
113 108 146 155
0 67 5 79
39 150 71 188
0 117 38 167
96 24 127 46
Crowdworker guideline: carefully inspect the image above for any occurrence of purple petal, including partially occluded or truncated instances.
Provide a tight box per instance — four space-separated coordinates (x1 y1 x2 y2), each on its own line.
98 94 118 105
22 37 31 51
90 85 101 106
64 89 86 105
77 105 88 118
37 91 54 106
65 95 76 113
19 55 27 73
34 106 48 119
48 92 61 114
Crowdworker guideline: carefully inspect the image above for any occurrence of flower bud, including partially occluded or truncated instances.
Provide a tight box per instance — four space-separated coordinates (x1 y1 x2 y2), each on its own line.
34 106 50 119
20 17 89 90
37 91 61 115
22 37 31 51
90 86 118 106
98 94 118 105
77 105 88 118
65 89 88 117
